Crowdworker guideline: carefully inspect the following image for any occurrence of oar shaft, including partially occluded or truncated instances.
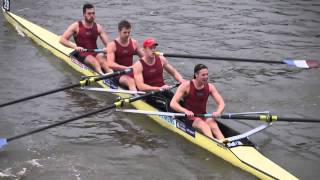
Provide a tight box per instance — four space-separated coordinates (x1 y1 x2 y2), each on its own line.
161 53 284 64
4 84 179 144
0 84 79 108
116 109 212 117
276 117 320 123
0 69 131 108
219 114 320 123
7 103 116 142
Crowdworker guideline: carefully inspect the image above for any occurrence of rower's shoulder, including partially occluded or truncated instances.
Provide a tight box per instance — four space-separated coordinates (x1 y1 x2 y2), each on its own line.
95 23 106 32
130 38 139 44
69 21 79 29
208 83 217 92
133 60 143 72
107 40 116 50
179 80 191 89
158 54 167 63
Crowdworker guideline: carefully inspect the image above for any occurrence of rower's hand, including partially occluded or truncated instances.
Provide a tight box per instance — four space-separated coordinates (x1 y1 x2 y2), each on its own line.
160 84 170 91
75 46 85 52
184 110 194 117
102 47 107 54
212 111 221 118
179 79 187 84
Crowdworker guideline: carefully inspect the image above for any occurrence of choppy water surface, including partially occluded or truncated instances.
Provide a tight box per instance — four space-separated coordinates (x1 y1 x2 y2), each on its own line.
1 0 320 179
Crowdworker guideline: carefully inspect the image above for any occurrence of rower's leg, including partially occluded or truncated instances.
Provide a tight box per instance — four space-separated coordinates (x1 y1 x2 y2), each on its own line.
192 118 214 139
119 75 137 91
96 53 112 73
84 55 103 74
206 118 225 140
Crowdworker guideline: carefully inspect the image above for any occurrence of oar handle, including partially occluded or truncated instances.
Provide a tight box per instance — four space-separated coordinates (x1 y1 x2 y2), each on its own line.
95 68 132 81
84 49 104 53
127 83 180 103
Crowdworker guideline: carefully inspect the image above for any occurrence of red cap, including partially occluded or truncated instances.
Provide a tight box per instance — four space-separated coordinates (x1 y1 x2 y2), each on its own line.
143 38 158 48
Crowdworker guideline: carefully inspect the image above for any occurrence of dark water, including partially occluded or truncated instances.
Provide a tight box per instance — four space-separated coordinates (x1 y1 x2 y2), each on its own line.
1 0 320 179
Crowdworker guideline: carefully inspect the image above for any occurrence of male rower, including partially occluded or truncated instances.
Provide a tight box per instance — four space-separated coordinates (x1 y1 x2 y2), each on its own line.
59 3 111 74
133 38 185 110
106 20 144 90
170 64 225 140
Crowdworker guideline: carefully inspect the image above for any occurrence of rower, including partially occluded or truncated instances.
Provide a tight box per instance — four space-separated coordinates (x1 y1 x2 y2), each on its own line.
59 3 111 74
170 64 225 140
106 20 144 90
133 38 185 111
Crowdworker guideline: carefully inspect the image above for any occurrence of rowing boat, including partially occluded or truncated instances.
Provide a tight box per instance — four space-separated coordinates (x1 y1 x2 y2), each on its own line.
1 1 298 179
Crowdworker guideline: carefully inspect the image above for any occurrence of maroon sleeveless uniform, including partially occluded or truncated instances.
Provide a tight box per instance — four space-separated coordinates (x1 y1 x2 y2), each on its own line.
114 39 135 77
139 56 165 87
184 80 210 121
74 21 99 58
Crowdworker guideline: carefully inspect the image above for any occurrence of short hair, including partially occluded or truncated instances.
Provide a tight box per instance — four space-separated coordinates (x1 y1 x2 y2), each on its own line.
118 20 131 31
194 64 208 78
83 3 94 14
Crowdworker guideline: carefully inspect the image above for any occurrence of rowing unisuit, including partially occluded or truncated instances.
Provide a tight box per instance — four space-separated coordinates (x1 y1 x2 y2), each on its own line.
139 55 165 87
74 21 98 57
184 80 210 115
114 38 135 67
114 38 135 77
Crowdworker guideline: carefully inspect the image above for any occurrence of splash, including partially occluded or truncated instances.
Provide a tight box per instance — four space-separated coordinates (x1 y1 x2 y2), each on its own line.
27 159 43 167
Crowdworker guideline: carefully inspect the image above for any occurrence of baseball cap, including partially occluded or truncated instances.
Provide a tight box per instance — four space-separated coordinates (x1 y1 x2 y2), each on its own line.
143 38 158 48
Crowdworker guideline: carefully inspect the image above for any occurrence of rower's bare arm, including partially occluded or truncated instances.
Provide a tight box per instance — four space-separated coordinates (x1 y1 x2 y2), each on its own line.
162 57 184 83
97 24 109 47
170 82 193 116
133 39 144 58
106 42 128 70
59 22 77 49
209 84 225 115
133 62 159 91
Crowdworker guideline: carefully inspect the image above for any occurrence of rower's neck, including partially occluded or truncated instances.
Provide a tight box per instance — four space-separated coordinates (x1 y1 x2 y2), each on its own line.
119 37 129 46
83 20 94 28
144 56 155 65
193 79 204 89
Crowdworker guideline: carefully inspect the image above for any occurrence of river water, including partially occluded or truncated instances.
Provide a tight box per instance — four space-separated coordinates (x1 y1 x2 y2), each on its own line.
0 0 320 179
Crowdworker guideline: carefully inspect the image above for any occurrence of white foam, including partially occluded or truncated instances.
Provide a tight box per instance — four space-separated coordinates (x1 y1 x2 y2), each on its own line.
27 159 43 167
15 25 25 37
17 168 27 176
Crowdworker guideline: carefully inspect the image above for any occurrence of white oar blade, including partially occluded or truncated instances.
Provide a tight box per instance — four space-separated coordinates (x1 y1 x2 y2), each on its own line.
0 139 7 148
283 59 320 68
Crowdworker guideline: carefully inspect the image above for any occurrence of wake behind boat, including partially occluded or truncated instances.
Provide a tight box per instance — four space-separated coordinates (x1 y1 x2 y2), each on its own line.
1 0 298 179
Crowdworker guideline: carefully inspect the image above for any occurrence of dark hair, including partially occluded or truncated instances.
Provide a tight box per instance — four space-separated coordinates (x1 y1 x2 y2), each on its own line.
83 3 94 14
193 64 208 78
118 20 131 31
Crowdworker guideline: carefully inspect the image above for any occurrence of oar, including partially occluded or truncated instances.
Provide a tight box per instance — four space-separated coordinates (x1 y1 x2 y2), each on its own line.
0 84 179 149
0 69 132 108
81 87 146 95
116 109 268 117
155 52 320 69
219 114 320 123
116 109 320 123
